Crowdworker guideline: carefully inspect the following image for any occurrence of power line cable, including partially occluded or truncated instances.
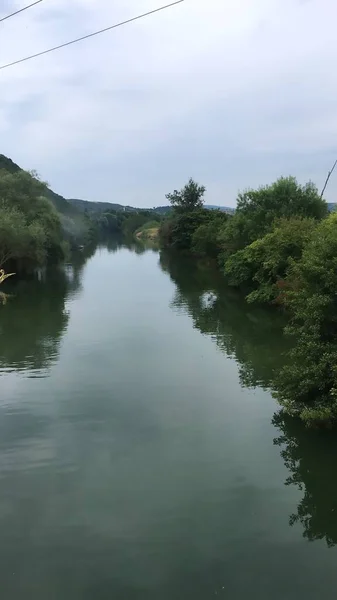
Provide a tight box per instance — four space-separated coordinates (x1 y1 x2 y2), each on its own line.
0 0 43 23
0 0 185 71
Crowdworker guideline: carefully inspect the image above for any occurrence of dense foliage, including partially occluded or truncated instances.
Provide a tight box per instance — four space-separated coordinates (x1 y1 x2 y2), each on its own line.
0 169 66 272
93 208 161 238
160 179 228 255
235 176 327 238
0 154 93 248
160 176 337 427
273 213 337 426
224 216 317 304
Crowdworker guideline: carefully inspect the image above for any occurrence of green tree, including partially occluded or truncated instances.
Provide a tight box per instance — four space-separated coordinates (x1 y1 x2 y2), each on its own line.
236 176 327 236
160 179 210 252
224 217 318 304
160 210 210 251
0 169 65 271
102 212 119 233
166 178 206 213
274 212 337 427
191 211 229 258
219 177 327 262
0 206 27 267
217 212 252 260
122 212 152 236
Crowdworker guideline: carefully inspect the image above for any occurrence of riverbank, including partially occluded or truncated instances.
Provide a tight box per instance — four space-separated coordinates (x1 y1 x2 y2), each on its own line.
135 222 160 242
159 177 337 428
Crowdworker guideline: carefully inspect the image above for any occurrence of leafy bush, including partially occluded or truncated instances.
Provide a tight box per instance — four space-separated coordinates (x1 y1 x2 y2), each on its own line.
160 210 211 251
224 217 318 304
218 177 327 263
191 211 229 258
236 176 327 237
274 213 337 426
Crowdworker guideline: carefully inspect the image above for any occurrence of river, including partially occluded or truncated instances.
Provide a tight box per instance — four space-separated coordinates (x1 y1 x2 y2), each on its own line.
1 241 337 599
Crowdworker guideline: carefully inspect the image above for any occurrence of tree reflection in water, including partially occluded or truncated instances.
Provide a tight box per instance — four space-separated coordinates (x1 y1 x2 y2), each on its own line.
160 250 337 549
159 251 289 390
273 412 337 547
0 244 96 376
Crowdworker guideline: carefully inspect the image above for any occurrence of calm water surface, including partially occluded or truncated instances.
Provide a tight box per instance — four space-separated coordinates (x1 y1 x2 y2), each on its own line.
1 241 337 599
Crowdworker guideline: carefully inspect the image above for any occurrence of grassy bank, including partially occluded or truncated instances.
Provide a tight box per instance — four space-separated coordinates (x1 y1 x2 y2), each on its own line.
135 221 160 242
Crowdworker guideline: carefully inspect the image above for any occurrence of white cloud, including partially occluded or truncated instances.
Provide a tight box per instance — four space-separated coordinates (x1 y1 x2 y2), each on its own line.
0 0 337 206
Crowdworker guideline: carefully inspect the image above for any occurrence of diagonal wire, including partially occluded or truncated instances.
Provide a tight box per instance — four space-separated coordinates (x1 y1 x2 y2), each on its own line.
0 0 185 70
0 0 43 23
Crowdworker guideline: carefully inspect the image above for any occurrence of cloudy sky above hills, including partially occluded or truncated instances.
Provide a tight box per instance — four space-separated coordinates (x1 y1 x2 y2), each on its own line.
0 0 336 207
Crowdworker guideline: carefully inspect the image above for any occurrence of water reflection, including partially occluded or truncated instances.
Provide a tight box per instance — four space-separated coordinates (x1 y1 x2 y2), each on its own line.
160 251 289 390
68 243 97 296
0 270 70 376
0 246 95 377
161 250 337 551
103 235 157 255
273 413 337 547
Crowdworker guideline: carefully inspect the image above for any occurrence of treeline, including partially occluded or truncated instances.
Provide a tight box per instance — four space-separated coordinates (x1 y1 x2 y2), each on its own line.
0 166 162 275
87 207 161 238
159 176 337 428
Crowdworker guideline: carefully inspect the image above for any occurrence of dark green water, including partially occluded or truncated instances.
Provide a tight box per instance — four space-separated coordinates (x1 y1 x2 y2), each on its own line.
1 241 337 599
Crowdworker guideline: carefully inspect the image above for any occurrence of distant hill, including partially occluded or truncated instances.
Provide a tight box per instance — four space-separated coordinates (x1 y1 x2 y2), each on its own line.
68 203 235 215
68 198 127 213
68 200 236 215
327 202 337 212
70 199 170 215
151 205 172 215
152 204 235 214
205 204 235 214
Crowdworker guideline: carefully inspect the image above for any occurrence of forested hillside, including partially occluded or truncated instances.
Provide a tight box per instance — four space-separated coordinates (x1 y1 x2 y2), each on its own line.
0 155 91 247
68 198 127 214
0 168 66 273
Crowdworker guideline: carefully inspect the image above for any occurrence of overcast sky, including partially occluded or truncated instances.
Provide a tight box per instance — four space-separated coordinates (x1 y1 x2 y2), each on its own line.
0 0 336 207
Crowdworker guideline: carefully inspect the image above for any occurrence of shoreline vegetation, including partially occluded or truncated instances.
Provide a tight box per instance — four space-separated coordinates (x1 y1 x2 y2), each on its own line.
159 177 337 429
0 155 163 275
